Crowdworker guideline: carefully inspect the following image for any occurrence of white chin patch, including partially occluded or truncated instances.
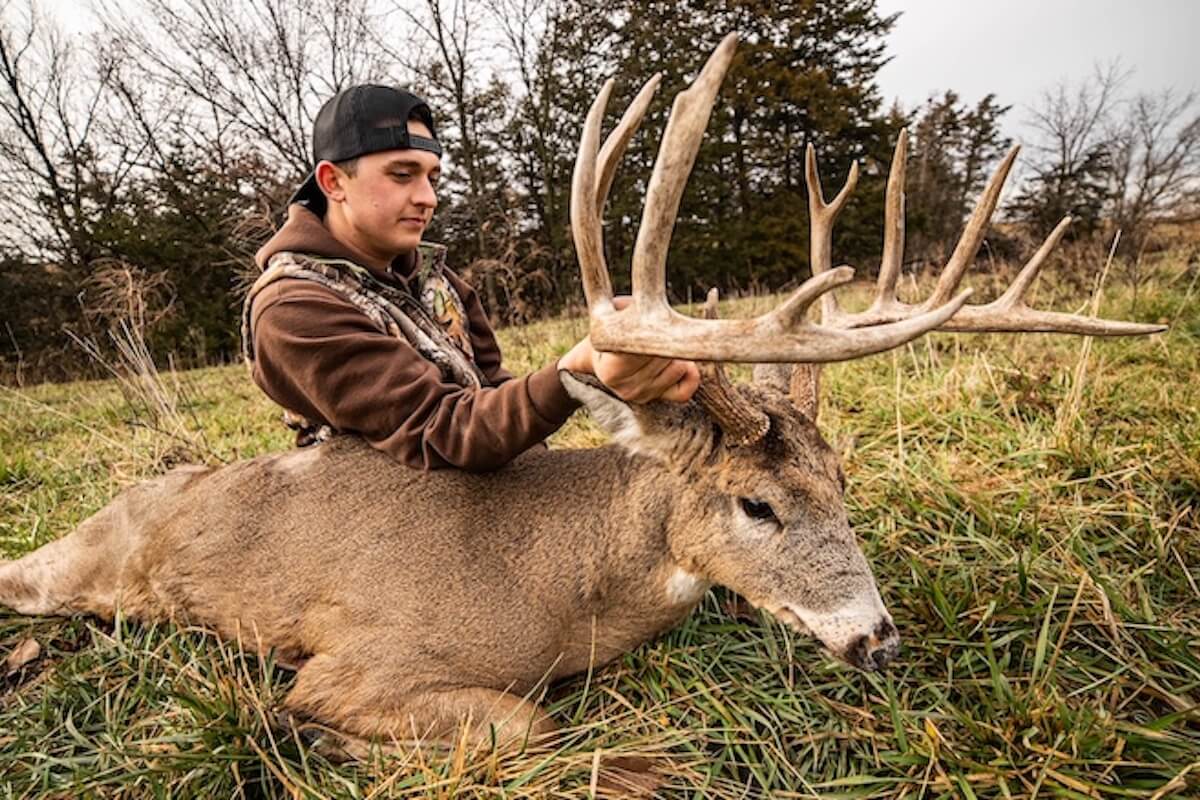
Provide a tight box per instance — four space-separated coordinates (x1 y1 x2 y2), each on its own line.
784 586 890 654
665 567 710 605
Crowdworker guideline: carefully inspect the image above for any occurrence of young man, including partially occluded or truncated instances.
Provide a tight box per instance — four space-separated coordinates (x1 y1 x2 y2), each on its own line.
243 85 700 471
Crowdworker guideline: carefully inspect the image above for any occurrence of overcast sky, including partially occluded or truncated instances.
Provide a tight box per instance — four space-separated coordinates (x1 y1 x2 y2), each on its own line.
41 0 1200 144
875 0 1200 141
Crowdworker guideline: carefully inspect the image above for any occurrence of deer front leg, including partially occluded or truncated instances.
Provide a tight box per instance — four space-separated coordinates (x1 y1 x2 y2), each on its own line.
277 669 661 795
281 653 557 754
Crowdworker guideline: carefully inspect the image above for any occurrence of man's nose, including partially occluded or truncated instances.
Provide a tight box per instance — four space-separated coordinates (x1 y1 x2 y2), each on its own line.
413 176 438 209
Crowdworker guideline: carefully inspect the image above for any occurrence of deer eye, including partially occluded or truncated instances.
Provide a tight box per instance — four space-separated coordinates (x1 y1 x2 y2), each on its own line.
739 498 778 523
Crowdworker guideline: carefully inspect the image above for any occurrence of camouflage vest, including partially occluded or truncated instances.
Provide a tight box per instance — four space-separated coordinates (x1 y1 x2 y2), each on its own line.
242 243 485 446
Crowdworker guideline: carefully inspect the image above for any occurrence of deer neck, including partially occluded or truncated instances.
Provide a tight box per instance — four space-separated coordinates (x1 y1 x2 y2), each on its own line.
529 447 711 668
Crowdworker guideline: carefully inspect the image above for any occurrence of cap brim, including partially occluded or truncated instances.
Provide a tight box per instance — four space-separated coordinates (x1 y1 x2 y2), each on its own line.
288 171 327 217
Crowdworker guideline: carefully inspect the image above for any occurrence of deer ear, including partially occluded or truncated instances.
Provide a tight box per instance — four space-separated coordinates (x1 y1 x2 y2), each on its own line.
753 363 821 422
559 370 702 463
559 370 645 450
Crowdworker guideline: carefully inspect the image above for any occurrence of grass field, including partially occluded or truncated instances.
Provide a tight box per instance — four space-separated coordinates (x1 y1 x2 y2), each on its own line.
1 258 1198 798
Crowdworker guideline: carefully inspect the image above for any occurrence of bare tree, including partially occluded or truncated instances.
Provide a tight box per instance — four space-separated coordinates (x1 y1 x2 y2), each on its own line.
487 0 589 302
1108 89 1200 255
1029 63 1125 180
0 1 136 269
384 0 516 316
1010 63 1127 238
99 0 393 186
1013 61 1200 266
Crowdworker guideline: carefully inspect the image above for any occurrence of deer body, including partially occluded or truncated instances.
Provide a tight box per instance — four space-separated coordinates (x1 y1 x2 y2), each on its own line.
1 375 901 747
3 437 703 711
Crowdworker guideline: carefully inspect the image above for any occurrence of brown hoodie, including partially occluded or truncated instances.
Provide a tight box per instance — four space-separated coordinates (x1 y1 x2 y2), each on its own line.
247 206 580 471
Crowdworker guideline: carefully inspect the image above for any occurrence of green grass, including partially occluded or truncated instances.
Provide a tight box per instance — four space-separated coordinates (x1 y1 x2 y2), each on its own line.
2 258 1198 798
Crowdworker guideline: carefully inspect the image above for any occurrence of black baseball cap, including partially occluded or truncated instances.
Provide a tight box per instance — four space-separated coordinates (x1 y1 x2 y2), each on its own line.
289 85 443 216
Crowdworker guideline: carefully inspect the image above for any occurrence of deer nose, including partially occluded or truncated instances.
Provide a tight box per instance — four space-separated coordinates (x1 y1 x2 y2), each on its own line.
846 618 900 671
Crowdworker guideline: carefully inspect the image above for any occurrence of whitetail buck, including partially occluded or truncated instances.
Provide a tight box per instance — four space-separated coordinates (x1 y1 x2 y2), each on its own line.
0 35 1164 755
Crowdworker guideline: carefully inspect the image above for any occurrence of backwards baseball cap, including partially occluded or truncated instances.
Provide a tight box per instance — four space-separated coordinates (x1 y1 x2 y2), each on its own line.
289 85 443 217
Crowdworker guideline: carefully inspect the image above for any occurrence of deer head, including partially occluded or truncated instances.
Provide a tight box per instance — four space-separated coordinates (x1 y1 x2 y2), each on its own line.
562 365 899 670
566 34 1165 671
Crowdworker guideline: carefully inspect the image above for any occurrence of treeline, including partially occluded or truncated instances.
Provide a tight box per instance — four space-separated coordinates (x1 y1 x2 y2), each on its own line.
1 0 1197 383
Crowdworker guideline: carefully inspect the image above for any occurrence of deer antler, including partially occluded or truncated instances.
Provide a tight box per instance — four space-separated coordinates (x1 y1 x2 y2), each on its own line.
570 33 973 367
694 288 769 445
570 34 1165 446
808 130 1168 336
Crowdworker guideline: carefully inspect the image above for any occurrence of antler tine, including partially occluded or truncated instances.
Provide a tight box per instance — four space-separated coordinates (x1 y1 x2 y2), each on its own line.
824 139 1167 338
994 215 1072 310
631 32 738 313
806 144 860 325
924 145 1020 308
571 78 616 312
873 129 908 315
774 266 857 329
595 74 662 212
938 215 1167 335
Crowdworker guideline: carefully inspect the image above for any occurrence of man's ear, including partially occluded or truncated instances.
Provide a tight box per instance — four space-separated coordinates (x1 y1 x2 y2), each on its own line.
559 370 708 464
315 161 347 203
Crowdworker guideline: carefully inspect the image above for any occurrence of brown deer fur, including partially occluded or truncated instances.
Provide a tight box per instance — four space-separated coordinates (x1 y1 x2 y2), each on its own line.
0 372 897 750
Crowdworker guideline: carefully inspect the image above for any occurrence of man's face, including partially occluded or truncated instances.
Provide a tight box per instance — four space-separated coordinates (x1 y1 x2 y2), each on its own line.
321 119 441 259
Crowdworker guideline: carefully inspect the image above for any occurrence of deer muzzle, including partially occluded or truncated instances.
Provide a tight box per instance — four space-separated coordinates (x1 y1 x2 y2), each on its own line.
779 586 900 672
844 617 900 672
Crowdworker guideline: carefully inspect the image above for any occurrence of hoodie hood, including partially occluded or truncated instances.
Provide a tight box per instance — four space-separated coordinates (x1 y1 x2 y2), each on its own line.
255 204 418 283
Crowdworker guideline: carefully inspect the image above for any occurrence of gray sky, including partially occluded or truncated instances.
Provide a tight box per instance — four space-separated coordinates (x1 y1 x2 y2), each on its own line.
40 0 1200 144
875 0 1200 141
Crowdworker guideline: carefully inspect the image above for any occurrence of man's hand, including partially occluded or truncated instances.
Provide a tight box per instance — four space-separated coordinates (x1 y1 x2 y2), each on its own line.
557 299 700 404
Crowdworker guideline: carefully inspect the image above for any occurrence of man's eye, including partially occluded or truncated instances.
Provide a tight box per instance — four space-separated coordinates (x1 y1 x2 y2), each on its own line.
739 498 778 523
392 172 412 180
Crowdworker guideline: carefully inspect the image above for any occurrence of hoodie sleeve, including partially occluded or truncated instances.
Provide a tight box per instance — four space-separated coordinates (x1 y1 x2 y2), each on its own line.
248 279 580 471
446 269 514 386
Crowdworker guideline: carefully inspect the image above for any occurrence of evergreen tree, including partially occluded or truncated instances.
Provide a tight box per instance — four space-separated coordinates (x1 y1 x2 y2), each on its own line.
906 91 1011 266
510 0 901 302
1009 144 1112 239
